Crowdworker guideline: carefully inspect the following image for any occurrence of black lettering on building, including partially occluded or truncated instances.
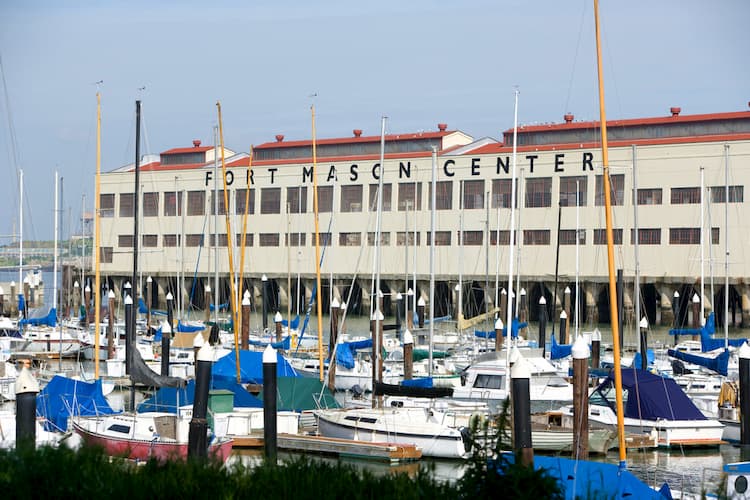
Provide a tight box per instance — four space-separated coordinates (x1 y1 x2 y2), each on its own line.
349 164 359 182
399 161 411 179
526 155 538 173
496 157 509 175
582 152 594 171
443 159 455 177
554 153 565 172
302 166 313 183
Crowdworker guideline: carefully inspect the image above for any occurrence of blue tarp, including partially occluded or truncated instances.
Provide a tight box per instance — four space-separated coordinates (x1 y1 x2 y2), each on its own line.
501 453 667 499
211 350 298 385
667 348 730 376
550 333 572 360
473 318 527 340
334 338 373 369
37 375 118 432
19 307 57 327
137 378 263 413
17 294 25 313
176 321 205 333
670 312 748 351
597 368 706 421
281 315 300 329
401 377 433 388
209 302 229 312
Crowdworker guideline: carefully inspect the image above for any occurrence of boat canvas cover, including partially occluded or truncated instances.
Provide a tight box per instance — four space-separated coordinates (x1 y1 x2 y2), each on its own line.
212 350 298 385
599 368 706 421
257 376 340 411
550 334 572 360
334 338 373 369
667 347 730 376
18 307 57 327
248 336 291 350
138 297 167 316
37 375 118 432
137 379 263 413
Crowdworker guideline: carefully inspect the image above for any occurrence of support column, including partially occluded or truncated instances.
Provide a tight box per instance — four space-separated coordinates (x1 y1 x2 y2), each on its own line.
572 336 590 459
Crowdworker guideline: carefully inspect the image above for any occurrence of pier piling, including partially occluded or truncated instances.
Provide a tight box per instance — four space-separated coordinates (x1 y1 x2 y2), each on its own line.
263 345 278 464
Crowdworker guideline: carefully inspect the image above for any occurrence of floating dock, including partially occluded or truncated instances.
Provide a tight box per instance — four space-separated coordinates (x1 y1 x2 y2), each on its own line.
232 432 422 463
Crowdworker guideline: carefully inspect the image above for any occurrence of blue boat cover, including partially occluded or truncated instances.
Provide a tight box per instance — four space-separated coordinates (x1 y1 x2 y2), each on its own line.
138 297 168 316
474 318 527 340
138 378 263 413
19 307 57 327
281 315 300 329
631 349 655 369
401 377 433 388
248 336 292 350
212 350 298 384
501 453 667 499
598 368 706 421
37 375 118 432
334 338 373 369
209 302 229 312
667 348 730 376
550 333 572 360
176 321 205 333
17 294 25 313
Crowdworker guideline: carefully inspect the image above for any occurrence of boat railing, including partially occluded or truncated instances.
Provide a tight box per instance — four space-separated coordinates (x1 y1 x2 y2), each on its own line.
635 464 724 498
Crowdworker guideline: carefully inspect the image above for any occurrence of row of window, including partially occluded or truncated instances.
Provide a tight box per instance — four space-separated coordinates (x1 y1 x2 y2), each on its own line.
100 180 744 218
104 227 720 262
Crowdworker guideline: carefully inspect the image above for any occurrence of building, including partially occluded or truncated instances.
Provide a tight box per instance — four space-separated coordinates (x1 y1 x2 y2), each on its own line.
95 108 750 329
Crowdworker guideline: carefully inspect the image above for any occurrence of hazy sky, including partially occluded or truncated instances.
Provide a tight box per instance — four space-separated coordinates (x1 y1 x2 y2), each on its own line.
1 0 748 240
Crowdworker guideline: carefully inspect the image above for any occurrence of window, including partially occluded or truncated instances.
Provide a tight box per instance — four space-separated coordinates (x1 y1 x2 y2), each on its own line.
710 185 744 203
164 192 183 216
100 194 115 217
259 233 280 247
631 228 661 245
186 234 204 247
669 228 700 244
490 230 516 246
524 229 550 245
398 182 422 211
711 227 720 244
313 232 332 246
473 374 504 390
671 187 700 204
163 235 180 247
525 178 552 208
462 180 485 209
340 185 363 212
427 231 451 246
118 235 134 247
461 230 483 246
236 233 254 246
100 247 112 264
636 188 662 205
492 179 516 209
142 234 158 247
187 191 205 216
143 192 159 217
593 229 623 245
429 181 453 210
560 176 587 207
285 233 305 246
367 232 391 246
209 234 228 247
286 186 307 214
339 232 361 246
119 193 134 217
261 187 281 214
396 232 420 246
210 191 227 215
235 189 255 215
316 186 333 213
595 174 624 206
369 183 392 211
559 229 586 245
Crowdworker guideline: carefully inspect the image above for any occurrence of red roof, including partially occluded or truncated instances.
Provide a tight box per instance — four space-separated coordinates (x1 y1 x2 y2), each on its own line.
160 145 213 155
507 110 750 135
254 130 454 150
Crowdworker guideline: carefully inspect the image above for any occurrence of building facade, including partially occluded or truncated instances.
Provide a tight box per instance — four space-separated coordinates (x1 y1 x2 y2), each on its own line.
95 109 750 329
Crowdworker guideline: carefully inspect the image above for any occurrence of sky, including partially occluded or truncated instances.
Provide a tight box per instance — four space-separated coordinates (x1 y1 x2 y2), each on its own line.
0 0 748 241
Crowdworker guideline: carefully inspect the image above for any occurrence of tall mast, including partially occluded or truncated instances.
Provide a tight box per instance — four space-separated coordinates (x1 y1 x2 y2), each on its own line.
504 88 519 395
94 91 102 377
428 147 437 376
131 100 141 334
311 104 325 381
18 169 23 314
594 0 626 468
724 144 729 348
213 126 219 323
373 116 386 381
699 166 704 325
54 171 60 368
633 145 641 334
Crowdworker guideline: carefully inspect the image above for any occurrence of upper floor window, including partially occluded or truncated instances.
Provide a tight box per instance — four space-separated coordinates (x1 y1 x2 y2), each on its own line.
316 186 333 213
710 185 743 203
287 186 307 214
671 187 700 204
636 188 662 205
524 229 550 245
595 174 624 206
261 187 281 214
462 180 485 209
341 185 363 213
369 183 392 211
235 189 255 215
119 193 134 217
560 176 587 207
164 191 183 216
187 191 205 216
398 182 422 211
100 194 115 218
525 178 551 208
143 192 159 217
429 181 453 210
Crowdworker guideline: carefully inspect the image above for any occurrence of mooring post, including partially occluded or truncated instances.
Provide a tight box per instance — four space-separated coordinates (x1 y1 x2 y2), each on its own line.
403 329 413 380
15 364 39 450
538 296 547 357
639 316 649 371
263 344 278 464
739 343 750 446
511 349 533 467
188 342 212 460
572 335 590 459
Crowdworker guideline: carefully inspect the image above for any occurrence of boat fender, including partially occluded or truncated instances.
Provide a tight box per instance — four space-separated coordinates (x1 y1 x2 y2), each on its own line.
458 426 473 453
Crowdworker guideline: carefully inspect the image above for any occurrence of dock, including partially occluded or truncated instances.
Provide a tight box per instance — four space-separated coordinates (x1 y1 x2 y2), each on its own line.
232 432 422 463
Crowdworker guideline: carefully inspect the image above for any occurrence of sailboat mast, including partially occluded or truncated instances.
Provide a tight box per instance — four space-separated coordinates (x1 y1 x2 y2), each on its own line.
594 0 627 467
311 104 325 381
18 169 23 309
505 88 519 395
633 146 641 332
93 92 102 377
373 116 386 381
54 170 60 368
700 166 704 325
428 147 437 376
131 99 141 330
213 126 219 324
724 144 729 348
